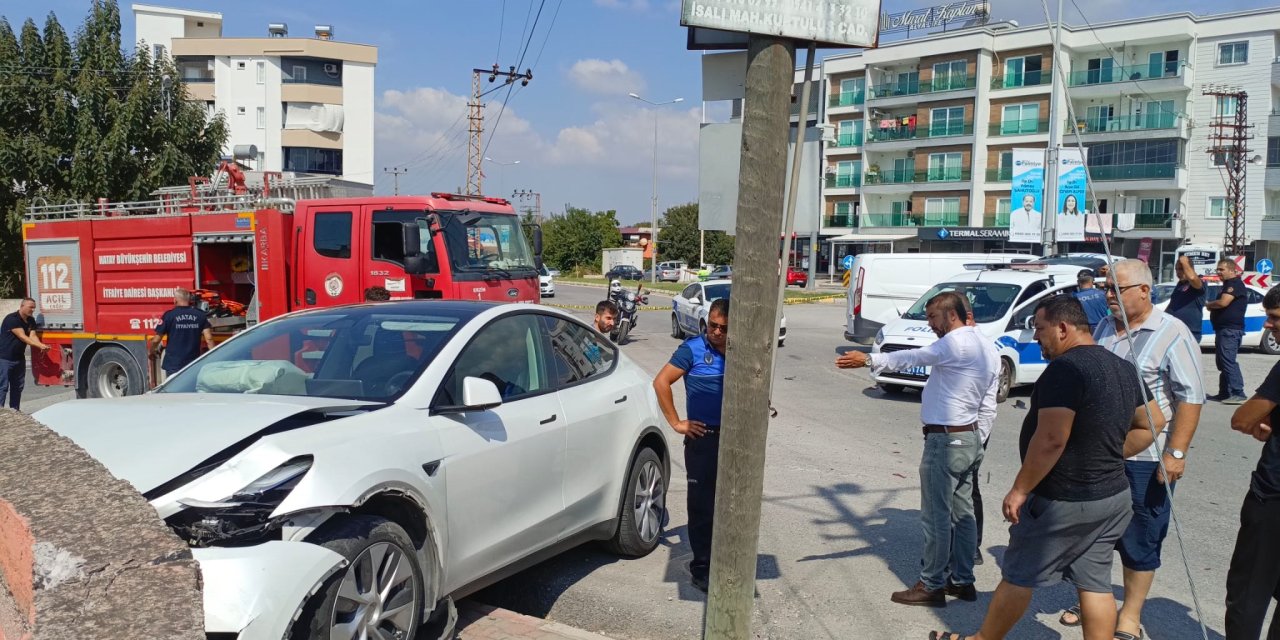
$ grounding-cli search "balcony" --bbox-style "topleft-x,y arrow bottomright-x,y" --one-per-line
862,212 -> 961,227
829,132 -> 864,149
865,123 -> 975,150
863,168 -> 972,193
988,119 -> 1050,137
828,91 -> 865,109
1131,213 -> 1175,229
989,73 -> 1052,91
1089,163 -> 1177,181
982,211 -> 1012,227
1066,114 -> 1185,142
1114,213 -> 1184,239
825,174 -> 862,189
824,212 -> 857,228
986,168 -> 1013,182
1066,63 -> 1190,98
868,77 -> 977,108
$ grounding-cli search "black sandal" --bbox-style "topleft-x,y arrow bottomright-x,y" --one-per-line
1114,631 -> 1143,640
928,632 -> 965,640
1058,604 -> 1082,627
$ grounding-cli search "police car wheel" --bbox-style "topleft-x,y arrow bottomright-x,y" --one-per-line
607,447 -> 665,558
671,315 -> 684,339
997,358 -> 1013,403
880,384 -> 905,394
1262,331 -> 1280,356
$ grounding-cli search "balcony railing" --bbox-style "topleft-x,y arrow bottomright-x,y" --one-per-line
989,119 -> 1050,136
832,132 -> 864,148
1067,113 -> 1180,134
864,168 -> 972,185
863,213 -> 921,227
1067,64 -> 1183,87
824,212 -> 857,227
1132,213 -> 1175,229
829,91 -> 865,107
868,76 -> 976,99
986,168 -> 1013,182
866,122 -> 974,143
1089,163 -> 1178,181
825,174 -> 862,188
983,211 -> 1012,227
180,76 -> 215,83
989,72 -> 1052,90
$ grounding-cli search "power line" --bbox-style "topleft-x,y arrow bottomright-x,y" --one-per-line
480,0 -> 546,167
495,0 -> 507,64
529,0 -> 564,72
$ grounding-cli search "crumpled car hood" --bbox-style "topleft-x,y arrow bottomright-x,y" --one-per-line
33,394 -> 380,494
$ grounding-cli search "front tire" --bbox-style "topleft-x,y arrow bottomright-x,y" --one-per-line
291,515 -> 425,640
671,314 -> 684,339
607,447 -> 666,557
616,319 -> 632,345
85,346 -> 145,398
1261,331 -> 1280,356
996,358 -> 1013,403
880,383 -> 905,394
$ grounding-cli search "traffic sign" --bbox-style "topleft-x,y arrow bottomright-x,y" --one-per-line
841,254 -> 855,271
1244,274 -> 1272,288
1258,259 -> 1274,275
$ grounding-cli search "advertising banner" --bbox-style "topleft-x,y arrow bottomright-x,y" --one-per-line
1056,147 -> 1087,242
1009,149 -> 1045,244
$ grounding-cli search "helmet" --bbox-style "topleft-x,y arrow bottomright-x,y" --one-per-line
609,280 -> 622,293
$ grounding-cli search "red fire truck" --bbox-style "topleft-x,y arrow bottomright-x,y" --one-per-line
23,168 -> 541,398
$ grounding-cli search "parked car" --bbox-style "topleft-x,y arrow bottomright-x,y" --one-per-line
33,301 -> 671,640
606,264 -> 644,281
539,264 -> 555,298
657,261 -> 686,282
1152,278 -> 1278,354
786,266 -> 808,287
708,265 -> 733,280
671,279 -> 785,346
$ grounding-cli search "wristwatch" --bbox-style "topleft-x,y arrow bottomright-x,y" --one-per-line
1166,447 -> 1186,460
865,354 -> 875,368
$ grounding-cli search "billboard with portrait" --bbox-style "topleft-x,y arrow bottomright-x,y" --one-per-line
1056,147 -> 1087,242
1009,148 -> 1045,244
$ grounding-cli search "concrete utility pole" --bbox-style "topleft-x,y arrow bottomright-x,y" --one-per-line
383,166 -> 407,196
704,34 -> 794,640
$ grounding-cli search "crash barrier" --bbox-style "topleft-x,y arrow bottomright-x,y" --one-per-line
0,411 -> 204,640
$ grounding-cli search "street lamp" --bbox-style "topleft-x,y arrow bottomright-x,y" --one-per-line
483,157 -> 520,195
629,92 -> 684,283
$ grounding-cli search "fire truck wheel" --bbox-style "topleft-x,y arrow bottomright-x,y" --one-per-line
85,347 -> 145,399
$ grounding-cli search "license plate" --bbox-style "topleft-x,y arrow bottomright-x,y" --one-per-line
904,366 -> 930,377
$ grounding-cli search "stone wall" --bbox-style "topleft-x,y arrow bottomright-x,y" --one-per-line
0,411 -> 203,640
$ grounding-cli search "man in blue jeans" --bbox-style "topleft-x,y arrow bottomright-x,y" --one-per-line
1208,259 -> 1249,404
0,298 -> 51,411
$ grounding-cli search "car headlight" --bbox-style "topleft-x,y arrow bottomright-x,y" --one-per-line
168,456 -> 313,547
874,329 -> 885,346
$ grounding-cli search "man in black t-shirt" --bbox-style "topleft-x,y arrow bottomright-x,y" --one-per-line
150,288 -> 213,381
1207,259 -> 1249,404
931,296 -> 1163,640
0,298 -> 50,411
1225,285 -> 1280,638
1166,255 -> 1205,343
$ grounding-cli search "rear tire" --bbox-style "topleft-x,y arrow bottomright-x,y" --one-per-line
880,383 -> 905,394
1261,331 -> 1280,356
85,347 -> 144,398
607,447 -> 665,558
996,358 -> 1013,403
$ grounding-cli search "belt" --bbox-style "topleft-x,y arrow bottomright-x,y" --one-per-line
922,423 -> 976,435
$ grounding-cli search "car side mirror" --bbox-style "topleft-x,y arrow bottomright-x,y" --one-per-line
462,376 -> 503,411
402,222 -> 422,258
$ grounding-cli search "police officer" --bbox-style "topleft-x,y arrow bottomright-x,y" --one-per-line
653,297 -> 729,593
150,288 -> 213,381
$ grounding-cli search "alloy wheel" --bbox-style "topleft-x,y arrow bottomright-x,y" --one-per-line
329,541 -> 418,640
632,459 -> 665,543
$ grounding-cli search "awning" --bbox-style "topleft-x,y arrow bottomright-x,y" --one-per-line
826,233 -> 915,243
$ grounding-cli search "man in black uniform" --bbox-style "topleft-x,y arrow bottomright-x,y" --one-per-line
150,288 -> 213,381
653,298 -> 728,593
1207,259 -> 1249,404
0,298 -> 50,410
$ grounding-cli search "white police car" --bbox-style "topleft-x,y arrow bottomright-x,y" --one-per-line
870,262 -> 1088,402
1152,277 -> 1279,355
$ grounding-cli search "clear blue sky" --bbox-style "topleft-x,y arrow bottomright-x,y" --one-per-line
6,0 -> 1271,224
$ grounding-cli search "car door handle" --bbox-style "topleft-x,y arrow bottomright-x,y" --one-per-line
614,395 -> 627,404
540,414 -> 556,425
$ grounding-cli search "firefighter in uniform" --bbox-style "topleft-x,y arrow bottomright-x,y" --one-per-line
653,297 -> 729,593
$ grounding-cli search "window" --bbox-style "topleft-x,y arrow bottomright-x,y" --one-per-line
152,44 -> 166,59
236,106 -> 246,116
894,70 -> 919,95
1268,137 -> 1280,167
313,212 -> 352,259
927,153 -> 963,181
996,198 -> 1012,212
1003,55 -> 1042,88
1139,198 -> 1170,214
681,284 -> 700,299
543,316 -> 616,386
1086,139 -> 1179,167
1147,50 -> 1180,78
284,147 -> 343,175
929,106 -> 965,136
839,76 -> 864,100
836,160 -> 857,175
371,210 -> 439,273
1086,57 -> 1115,84
923,198 -> 961,225
256,106 -> 265,129
437,315 -> 551,404
1218,41 -> 1249,65
256,61 -> 266,84
236,61 -> 246,70
1001,103 -> 1041,134
1085,104 -> 1114,132
834,201 -> 856,215
1208,197 -> 1229,219
1141,100 -> 1176,129
1215,95 -> 1239,119
932,60 -> 968,91
293,65 -> 307,82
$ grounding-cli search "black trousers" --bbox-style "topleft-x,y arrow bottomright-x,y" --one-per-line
684,431 -> 720,580
1226,492 -> 1280,639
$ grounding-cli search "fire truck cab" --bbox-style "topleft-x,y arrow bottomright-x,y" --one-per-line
23,174 -> 541,399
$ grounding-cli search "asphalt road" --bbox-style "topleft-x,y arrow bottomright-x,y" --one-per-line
472,282 -> 1272,640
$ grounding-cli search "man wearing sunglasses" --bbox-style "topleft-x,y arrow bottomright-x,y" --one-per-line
653,297 -> 730,593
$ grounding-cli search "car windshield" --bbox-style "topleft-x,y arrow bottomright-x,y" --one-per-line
902,282 -> 1023,324
157,308 -> 465,401
1153,283 -> 1220,305
440,211 -> 537,274
704,284 -> 731,300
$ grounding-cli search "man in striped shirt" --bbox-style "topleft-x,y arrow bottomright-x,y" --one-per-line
1057,259 -> 1205,639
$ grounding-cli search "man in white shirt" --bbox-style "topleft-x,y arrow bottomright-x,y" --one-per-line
837,291 -> 999,607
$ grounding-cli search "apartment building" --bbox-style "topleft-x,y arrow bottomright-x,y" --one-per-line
132,4 -> 377,188
814,7 -> 1280,281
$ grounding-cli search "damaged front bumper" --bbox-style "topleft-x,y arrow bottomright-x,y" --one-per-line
194,540 -> 347,639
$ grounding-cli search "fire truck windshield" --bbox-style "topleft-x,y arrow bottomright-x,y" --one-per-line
439,211 -> 536,275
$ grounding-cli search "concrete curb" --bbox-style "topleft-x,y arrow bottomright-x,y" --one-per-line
458,602 -> 616,639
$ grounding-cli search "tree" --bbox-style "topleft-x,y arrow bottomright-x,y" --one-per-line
656,202 -> 735,267
542,207 -> 623,273
0,1 -> 229,296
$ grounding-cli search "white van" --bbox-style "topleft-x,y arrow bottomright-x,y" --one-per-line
869,262 -> 1087,402
844,252 -> 1037,344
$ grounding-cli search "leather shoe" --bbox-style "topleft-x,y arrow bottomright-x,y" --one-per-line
945,581 -> 977,601
891,581 -> 945,607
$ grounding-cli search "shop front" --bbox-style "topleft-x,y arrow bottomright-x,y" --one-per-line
914,227 -> 1039,255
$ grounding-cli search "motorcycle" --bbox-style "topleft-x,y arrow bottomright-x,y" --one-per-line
609,282 -> 649,345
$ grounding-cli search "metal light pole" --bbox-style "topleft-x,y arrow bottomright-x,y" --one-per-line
629,92 -> 684,283
483,156 -> 519,196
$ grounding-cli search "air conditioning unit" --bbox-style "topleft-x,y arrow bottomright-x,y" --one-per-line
905,150 -> 915,157
323,63 -> 340,76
